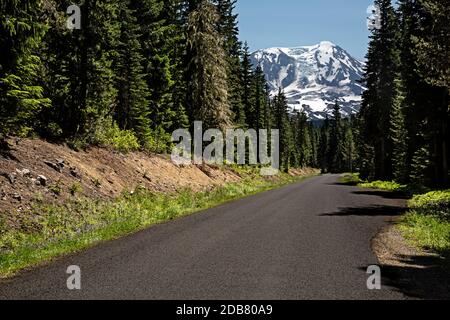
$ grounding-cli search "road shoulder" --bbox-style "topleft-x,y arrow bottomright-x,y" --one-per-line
373,224 -> 450,299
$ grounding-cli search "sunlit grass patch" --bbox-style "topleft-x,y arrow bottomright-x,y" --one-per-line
399,189 -> 450,253
340,173 -> 361,185
400,211 -> 450,252
358,180 -> 405,192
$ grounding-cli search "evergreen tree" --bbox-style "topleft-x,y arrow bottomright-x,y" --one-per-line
0,0 -> 50,140
37,0 -> 73,139
252,66 -> 268,130
272,89 -> 291,172
76,0 -> 120,141
186,0 -> 232,131
411,0 -> 449,186
294,111 -> 312,168
241,42 -> 253,128
389,78 -> 408,182
40,0 -> 121,142
318,116 -> 330,173
162,0 -> 190,131
327,103 -> 345,173
214,0 -> 245,127
309,124 -> 320,168
397,0 -> 431,184
359,0 -> 400,180
131,0 -> 187,150
114,0 -> 152,146
343,119 -> 356,173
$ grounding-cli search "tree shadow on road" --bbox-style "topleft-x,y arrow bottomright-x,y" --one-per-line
330,181 -> 359,187
328,179 -> 450,299
352,190 -> 410,200
320,205 -> 407,217
361,251 -> 450,300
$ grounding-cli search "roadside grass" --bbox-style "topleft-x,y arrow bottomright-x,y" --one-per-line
400,212 -> 450,252
399,190 -> 450,253
339,173 -> 361,185
343,173 -> 450,254
0,172 -> 315,277
341,173 -> 428,195
346,173 -> 450,254
358,180 -> 405,192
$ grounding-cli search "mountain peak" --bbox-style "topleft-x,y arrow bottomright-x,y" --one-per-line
251,42 -> 366,120
318,40 -> 336,49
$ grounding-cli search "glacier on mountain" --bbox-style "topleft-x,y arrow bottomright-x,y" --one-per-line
250,41 -> 366,120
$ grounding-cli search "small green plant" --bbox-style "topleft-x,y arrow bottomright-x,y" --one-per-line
69,182 -> 83,196
143,127 -> 173,154
34,192 -> 44,203
408,190 -> 450,221
48,182 -> 62,196
92,178 -> 102,188
95,122 -> 140,153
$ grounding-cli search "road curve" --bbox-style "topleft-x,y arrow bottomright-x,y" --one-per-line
0,174 -> 408,300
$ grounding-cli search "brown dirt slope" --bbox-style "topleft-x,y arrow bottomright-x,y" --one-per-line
0,138 -> 242,216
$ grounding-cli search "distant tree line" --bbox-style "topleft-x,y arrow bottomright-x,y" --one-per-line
358,0 -> 449,188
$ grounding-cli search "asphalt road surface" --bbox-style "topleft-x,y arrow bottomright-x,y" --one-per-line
0,174 -> 408,300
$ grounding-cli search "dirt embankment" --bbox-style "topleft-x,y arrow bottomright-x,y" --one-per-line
0,138 -> 244,216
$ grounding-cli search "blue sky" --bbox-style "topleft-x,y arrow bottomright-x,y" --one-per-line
236,0 -> 375,60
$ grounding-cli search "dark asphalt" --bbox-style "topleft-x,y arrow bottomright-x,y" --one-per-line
0,174 -> 408,300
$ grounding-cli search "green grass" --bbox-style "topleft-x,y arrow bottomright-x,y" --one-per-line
350,175 -> 449,254
341,173 -> 428,196
0,172 -> 314,277
399,189 -> 450,252
340,173 -> 361,185
340,174 -> 404,191
400,211 -> 450,252
358,180 -> 405,192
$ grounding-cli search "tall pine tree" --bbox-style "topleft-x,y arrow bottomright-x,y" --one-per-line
359,0 -> 399,180
0,0 -> 50,140
186,0 -> 232,131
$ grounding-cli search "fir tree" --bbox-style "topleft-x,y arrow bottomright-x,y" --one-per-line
272,89 -> 291,172
131,0 -> 186,149
411,0 -> 449,186
241,42 -> 253,128
327,103 -> 345,173
389,78 -> 408,182
294,111 -> 312,168
359,0 -> 399,180
114,0 -> 152,146
343,119 -> 356,173
318,116 -> 330,173
0,0 -> 50,140
186,0 -> 232,131
214,0 -> 244,127
77,0 -> 120,141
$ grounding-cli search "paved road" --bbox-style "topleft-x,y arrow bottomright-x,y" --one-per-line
0,174 -> 408,300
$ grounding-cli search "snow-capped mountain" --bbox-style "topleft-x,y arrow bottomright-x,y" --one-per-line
250,41 -> 366,120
